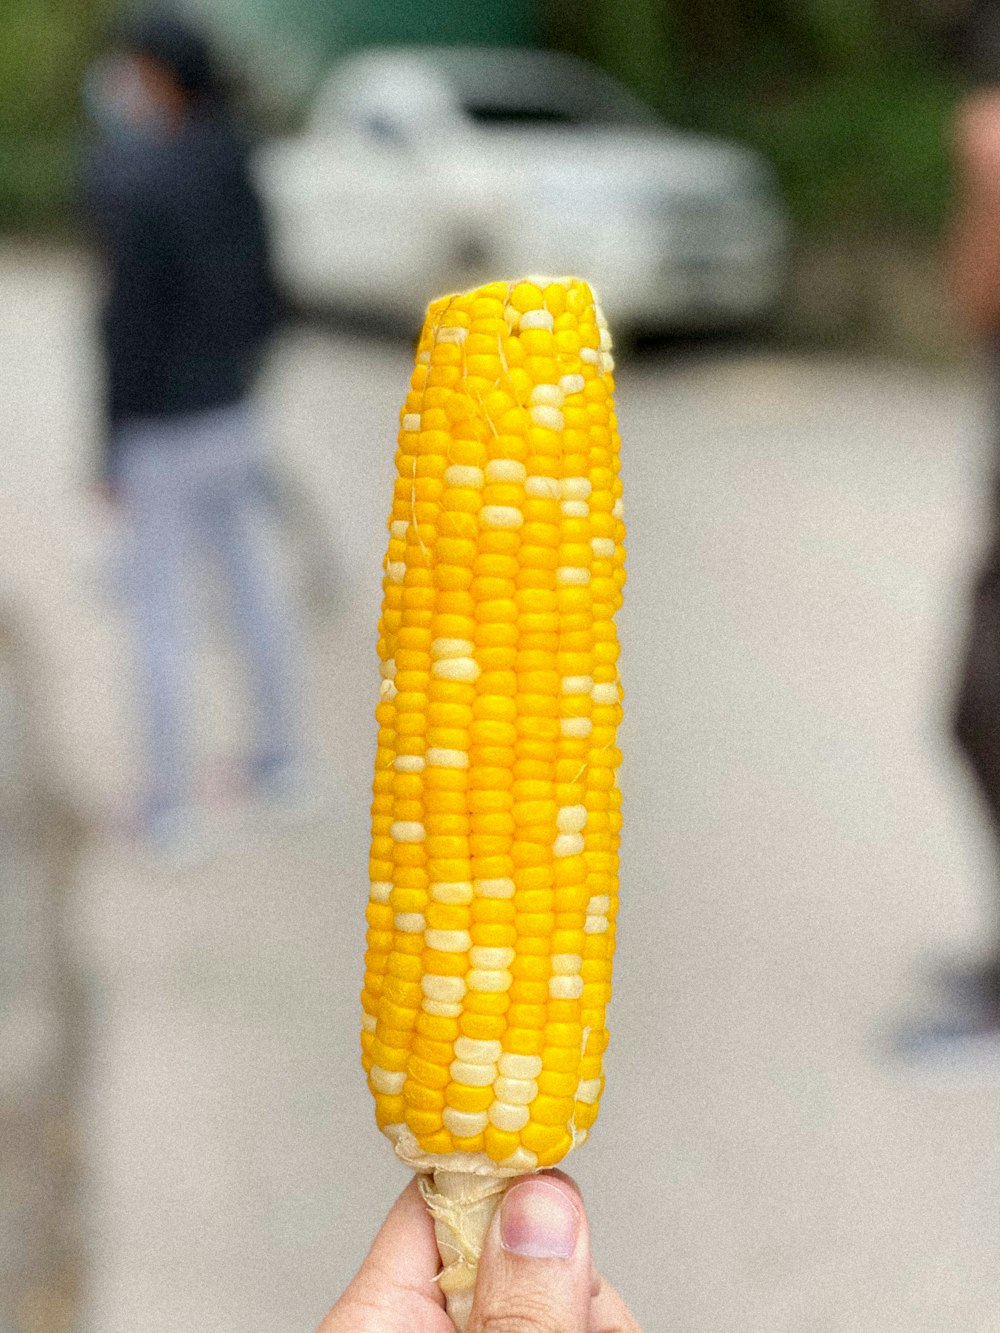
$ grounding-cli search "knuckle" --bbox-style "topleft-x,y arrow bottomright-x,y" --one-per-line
473,1302 -> 567,1333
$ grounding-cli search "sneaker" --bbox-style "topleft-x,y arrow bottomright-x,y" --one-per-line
926,957 -> 1000,1011
891,1006 -> 1000,1085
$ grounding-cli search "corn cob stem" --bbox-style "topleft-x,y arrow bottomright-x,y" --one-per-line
422,1169 -> 504,1329
394,1128 -> 522,1328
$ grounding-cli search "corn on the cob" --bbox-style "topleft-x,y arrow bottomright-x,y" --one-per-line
362,276 -> 624,1325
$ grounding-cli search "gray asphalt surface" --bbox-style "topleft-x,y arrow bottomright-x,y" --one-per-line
4,247 -> 1000,1333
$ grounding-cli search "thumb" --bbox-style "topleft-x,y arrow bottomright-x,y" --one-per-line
469,1172 -> 591,1333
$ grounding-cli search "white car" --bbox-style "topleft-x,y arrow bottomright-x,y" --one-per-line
254,46 -> 789,334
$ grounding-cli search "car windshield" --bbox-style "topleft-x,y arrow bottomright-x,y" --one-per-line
431,50 -> 655,128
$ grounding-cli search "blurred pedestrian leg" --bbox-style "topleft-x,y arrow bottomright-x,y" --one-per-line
120,403 -> 303,835
926,80 -> 1000,1034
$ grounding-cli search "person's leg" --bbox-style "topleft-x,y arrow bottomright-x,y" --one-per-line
953,535 -> 1000,998
120,438 -> 196,826
197,410 -> 304,782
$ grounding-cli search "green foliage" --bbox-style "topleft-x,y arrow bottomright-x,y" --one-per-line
0,137 -> 75,232
683,62 -> 959,236
548,0 -> 961,239
0,0 -> 108,230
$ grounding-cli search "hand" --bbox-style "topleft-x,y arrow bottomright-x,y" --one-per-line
318,1170 -> 641,1333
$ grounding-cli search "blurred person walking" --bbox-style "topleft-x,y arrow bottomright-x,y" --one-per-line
82,13 -> 309,856
942,36 -> 1000,1036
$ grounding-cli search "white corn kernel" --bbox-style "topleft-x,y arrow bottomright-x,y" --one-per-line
560,717 -> 593,738
559,373 -> 586,395
488,1101 -> 530,1132
561,500 -> 589,518
424,929 -> 471,953
431,638 -> 475,659
591,683 -> 620,704
553,833 -> 585,857
431,657 -> 481,681
394,913 -> 425,933
586,895 -> 611,915
501,1147 -> 539,1171
549,974 -> 585,999
561,677 -> 593,695
401,414 -> 421,432
469,946 -> 515,969
557,566 -> 590,586
576,1078 -> 602,1104
391,821 -> 425,843
467,968 -> 513,993
421,974 -> 467,1002
561,477 -> 592,500
393,755 -> 425,773
556,805 -> 587,834
386,562 -> 405,583
551,953 -> 584,975
520,309 -> 554,331
442,1108 -> 488,1137
484,459 -> 526,483
530,382 -> 563,406
425,748 -> 469,769
497,1053 -> 543,1080
494,1076 -> 538,1105
437,325 -> 468,343
524,475 -> 561,499
361,1012 -> 377,1032
612,498 -> 624,518
369,1067 -> 406,1095
431,881 -> 475,904
474,877 -> 516,898
454,1037 -> 503,1064
591,537 -> 616,558
480,505 -> 524,529
369,881 -> 393,903
421,999 -> 462,1017
530,405 -> 564,431
584,915 -> 609,934
449,1060 -> 497,1087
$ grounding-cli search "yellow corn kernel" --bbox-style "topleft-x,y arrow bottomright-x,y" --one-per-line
363,277 -> 624,1172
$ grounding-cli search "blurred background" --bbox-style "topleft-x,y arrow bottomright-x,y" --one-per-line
5,2 -> 1000,1331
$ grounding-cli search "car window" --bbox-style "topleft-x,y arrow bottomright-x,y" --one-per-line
440,53 -> 655,127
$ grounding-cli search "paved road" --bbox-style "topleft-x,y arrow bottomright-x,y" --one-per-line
4,247 -> 1000,1333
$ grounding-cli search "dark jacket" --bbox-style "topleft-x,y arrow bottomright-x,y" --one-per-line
84,109 -> 279,475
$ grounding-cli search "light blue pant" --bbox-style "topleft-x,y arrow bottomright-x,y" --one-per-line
117,402 -> 301,815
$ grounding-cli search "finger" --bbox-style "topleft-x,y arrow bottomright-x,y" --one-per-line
469,1172 -> 592,1333
589,1272 -> 643,1333
319,1178 -> 448,1333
